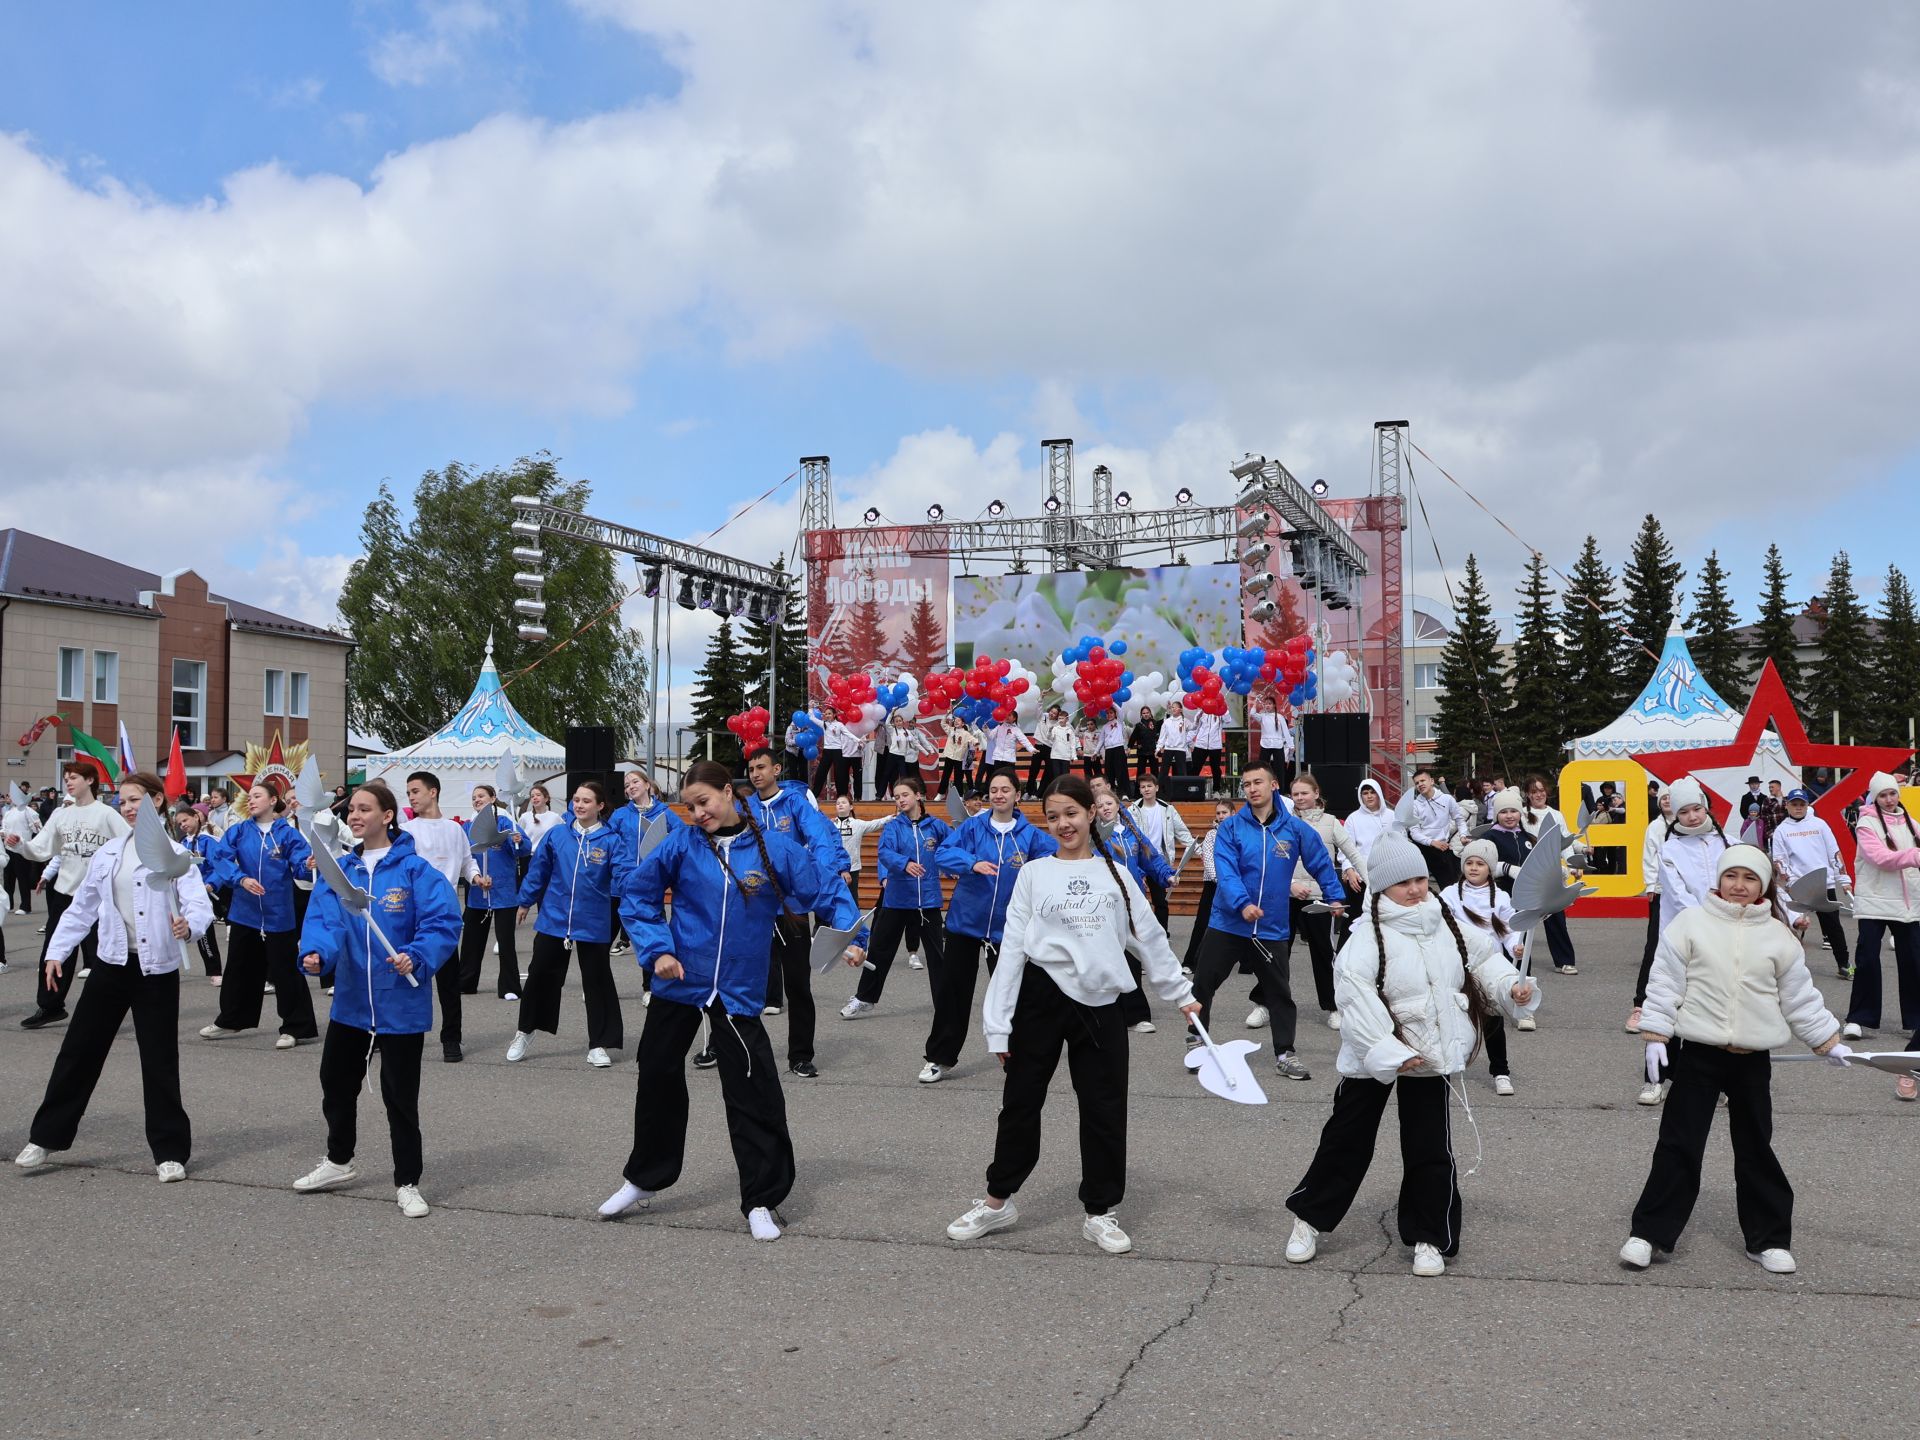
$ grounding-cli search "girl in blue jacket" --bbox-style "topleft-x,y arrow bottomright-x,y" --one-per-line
459,783 -> 528,1001
202,781 -> 319,1047
292,780 -> 463,1219
841,775 -> 952,1019
508,779 -> 625,1068
924,767 -> 1057,1082
600,761 -> 866,1241
175,803 -> 224,981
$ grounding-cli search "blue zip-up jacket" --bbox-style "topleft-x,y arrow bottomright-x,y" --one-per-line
1208,805 -> 1345,941
876,811 -> 954,910
745,780 -> 848,888
619,821 -> 863,1016
182,831 -> 222,887
1100,817 -> 1174,890
212,815 -> 312,933
608,794 -> 682,859
299,832 -> 461,1033
463,810 -> 529,910
936,811 -> 1058,943
521,820 -> 620,942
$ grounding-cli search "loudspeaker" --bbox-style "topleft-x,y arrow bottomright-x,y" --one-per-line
1302,713 -> 1370,765
1308,762 -> 1367,820
1159,774 -> 1211,802
565,725 -> 618,801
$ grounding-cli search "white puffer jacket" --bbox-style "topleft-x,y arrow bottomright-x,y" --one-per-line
1853,804 -> 1920,924
1658,826 -> 1727,933
1291,805 -> 1365,901
1333,895 -> 1537,1084
1640,892 -> 1839,1053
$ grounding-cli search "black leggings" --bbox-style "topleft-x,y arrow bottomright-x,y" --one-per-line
856,906 -> 942,1005
319,1022 -> 424,1186
459,905 -> 521,997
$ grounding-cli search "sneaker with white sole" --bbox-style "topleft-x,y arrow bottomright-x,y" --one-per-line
907,954 -> 924,970
77,968 -> 90,979
1637,1080 -> 1667,1106
1275,1051 -> 1311,1081
199,1024 -> 248,1040
506,1032 -> 530,1062
597,1181 -> 652,1218
156,1161 -> 186,1183
396,1185 -> 430,1218
642,990 -> 651,1008
763,1005 -> 783,1017
293,1159 -> 357,1192
1619,1236 -> 1654,1269
14,1143 -> 50,1169
1493,1074 -> 1515,1096
1327,1010 -> 1342,1031
839,997 -> 874,1020
1555,965 -> 1578,976
503,992 -> 518,1002
1083,1212 -> 1132,1254
1245,1005 -> 1269,1028
1130,1020 -> 1155,1033
1515,1015 -> 1537,1032
748,1206 -> 782,1241
918,1061 -> 945,1084
586,1047 -> 612,1068
275,1034 -> 297,1050
1411,1242 -> 1445,1276
946,1198 -> 1018,1240
1285,1217 -> 1319,1263
1842,1022 -> 1865,1040
1625,1007 -> 1642,1034
1746,1247 -> 1796,1274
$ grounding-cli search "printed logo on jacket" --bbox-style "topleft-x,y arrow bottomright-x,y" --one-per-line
380,887 -> 409,915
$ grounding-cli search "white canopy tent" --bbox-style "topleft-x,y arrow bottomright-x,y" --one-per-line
361,639 -> 568,821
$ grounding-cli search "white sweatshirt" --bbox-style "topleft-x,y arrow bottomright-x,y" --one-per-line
16,799 -> 130,897
1440,879 -> 1524,962
982,856 -> 1194,1051
1769,813 -> 1844,893
402,816 -> 481,889
988,723 -> 1034,764
518,808 -> 564,851
834,814 -> 888,873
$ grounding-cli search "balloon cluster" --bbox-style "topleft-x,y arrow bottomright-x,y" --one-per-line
825,671 -> 879,725
789,710 -> 825,761
1176,647 -> 1229,716
1318,649 -> 1361,708
1269,633 -> 1319,708
1062,635 -> 1133,721
726,706 -> 772,754
922,655 -> 1030,726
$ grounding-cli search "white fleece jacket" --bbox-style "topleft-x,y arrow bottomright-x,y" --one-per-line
1640,892 -> 1839,1053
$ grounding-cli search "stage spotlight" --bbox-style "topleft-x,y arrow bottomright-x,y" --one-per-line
1230,455 -> 1268,484
1114,491 -> 1132,509
746,593 -> 765,623
675,575 -> 697,610
1236,513 -> 1270,539
863,506 -> 881,525
1325,588 -> 1351,611
1241,540 -> 1273,565
642,565 -> 662,599
927,503 -> 944,521
1174,487 -> 1193,505
1250,599 -> 1278,623
1311,477 -> 1330,497
517,624 -> 548,642
987,499 -> 1006,516
714,586 -> 731,614
1044,496 -> 1062,513
513,598 -> 545,619
1242,571 -> 1275,596
697,580 -> 716,610
511,545 -> 544,565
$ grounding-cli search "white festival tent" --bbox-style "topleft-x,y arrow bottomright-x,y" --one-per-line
361,638 -> 568,822
1569,631 -> 1798,797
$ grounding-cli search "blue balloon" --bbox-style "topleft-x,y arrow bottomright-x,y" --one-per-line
1121,670 -> 1134,686
1110,639 -> 1128,655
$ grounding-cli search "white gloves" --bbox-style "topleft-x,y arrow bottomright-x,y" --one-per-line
1825,1042 -> 1853,1067
1645,1041 -> 1668,1084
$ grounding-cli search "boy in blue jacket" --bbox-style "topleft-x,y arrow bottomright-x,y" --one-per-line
291,781 -> 463,1219
1190,761 -> 1346,1080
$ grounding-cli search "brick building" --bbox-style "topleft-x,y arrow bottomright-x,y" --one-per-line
0,529 -> 352,794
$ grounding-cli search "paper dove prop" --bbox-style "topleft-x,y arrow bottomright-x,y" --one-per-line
133,797 -> 195,971
1786,868 -> 1852,915
1507,812 -> 1595,933
311,841 -> 418,986
1183,1014 -> 1267,1104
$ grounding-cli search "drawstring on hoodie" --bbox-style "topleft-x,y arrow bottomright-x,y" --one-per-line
1444,1072 -> 1484,1178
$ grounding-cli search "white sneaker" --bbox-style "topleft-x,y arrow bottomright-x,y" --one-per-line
586,1047 -> 612,1068
293,1158 -> 357,1192
947,1198 -> 1018,1240
14,1143 -> 49,1169
642,990 -> 651,1008
76,968 -> 90,979
748,1206 -> 782,1241
199,1024 -> 247,1040
1285,1217 -> 1319,1263
503,992 -> 519,1002
156,1161 -> 186,1183
396,1185 -> 430,1218
839,997 -> 874,1019
1327,1010 -> 1342,1031
506,1032 -> 530,1062
1843,1022 -> 1864,1040
1747,1247 -> 1797,1274
1515,1015 -> 1537,1032
1411,1242 -> 1445,1277
1245,1005 -> 1270,1028
275,1034 -> 296,1050
907,954 -> 924,970
597,1181 -> 652,1218
763,1005 -> 783,1017
493,941 -> 500,955
918,1061 -> 945,1084
1083,1212 -> 1132,1254
263,982 -> 274,992
1619,1236 -> 1654,1269
1637,1080 -> 1667,1106
1493,1075 -> 1515,1096
1130,1020 -> 1155,1033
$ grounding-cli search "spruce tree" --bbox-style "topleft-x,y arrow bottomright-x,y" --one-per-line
1619,514 -> 1685,700
1685,550 -> 1744,701
902,593 -> 948,678
1749,543 -> 1804,700
1433,555 -> 1508,782
689,615 -> 750,768
1559,535 -> 1624,741
1806,552 -> 1872,744
1504,552 -> 1566,777
1874,566 -> 1920,749
736,557 -> 810,728
841,592 -> 892,673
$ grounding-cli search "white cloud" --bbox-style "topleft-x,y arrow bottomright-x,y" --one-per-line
369,0 -> 508,86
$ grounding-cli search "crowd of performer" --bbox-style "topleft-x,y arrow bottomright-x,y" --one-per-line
5,728 -> 1915,1279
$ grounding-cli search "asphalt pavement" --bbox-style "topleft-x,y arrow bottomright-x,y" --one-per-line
1,905 -> 1915,1439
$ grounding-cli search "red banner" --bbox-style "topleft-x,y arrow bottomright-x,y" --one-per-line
805,525 -> 949,697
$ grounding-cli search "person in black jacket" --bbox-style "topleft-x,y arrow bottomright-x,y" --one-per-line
1129,709 -> 1162,794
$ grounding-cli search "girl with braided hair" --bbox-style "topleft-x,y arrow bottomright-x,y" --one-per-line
945,775 -> 1199,1257
1440,839 -> 1526,1097
1283,832 -> 1536,1278
601,762 -> 868,1241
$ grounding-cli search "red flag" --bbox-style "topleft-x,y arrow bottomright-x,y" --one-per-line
164,727 -> 187,801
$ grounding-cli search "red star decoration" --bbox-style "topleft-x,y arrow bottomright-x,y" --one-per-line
1632,659 -> 1910,873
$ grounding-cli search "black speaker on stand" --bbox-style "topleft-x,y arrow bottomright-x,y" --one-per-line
1300,714 -> 1372,818
565,725 -> 618,804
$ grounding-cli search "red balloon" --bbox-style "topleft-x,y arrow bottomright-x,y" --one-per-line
1087,646 -> 1106,664
1010,677 -> 1029,694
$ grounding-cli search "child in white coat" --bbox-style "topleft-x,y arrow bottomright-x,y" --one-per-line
1621,845 -> 1848,1275
1441,840 -> 1524,1096
1657,778 -> 1728,934
1284,833 -> 1536,1277
1842,772 -> 1920,1099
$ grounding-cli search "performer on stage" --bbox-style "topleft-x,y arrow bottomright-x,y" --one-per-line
7,763 -> 129,1029
1129,706 -> 1162,785
292,781 -> 463,1218
945,775 -> 1198,1256
508,779 -> 624,1068
1441,840 -> 1525,1095
1157,707 -> 1192,779
1620,845 -> 1848,1273
839,775 -> 950,1019
935,716 -> 972,801
1283,833 -> 1536,1276
459,783 -> 527,1001
1190,707 -> 1227,795
13,773 -> 211,1180
600,761 -> 866,1239
1251,691 -> 1295,786
200,780 -> 318,1049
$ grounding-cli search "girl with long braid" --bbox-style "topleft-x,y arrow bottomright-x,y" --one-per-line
1282,832 -> 1536,1278
945,775 -> 1198,1257
1643,777 -> 1728,1105
602,761 -> 868,1241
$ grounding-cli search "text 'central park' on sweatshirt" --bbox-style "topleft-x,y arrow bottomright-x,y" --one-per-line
936,809 -> 1058,944
1208,804 -> 1345,941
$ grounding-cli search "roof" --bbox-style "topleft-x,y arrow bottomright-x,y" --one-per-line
0,528 -> 350,644
1729,612 -> 1882,649
362,637 -> 566,772
1571,632 -> 1786,757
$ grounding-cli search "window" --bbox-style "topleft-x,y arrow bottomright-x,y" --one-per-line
1413,663 -> 1441,690
57,647 -> 84,701
289,671 -> 310,719
92,651 -> 119,704
1414,714 -> 1436,742
264,669 -> 284,715
172,659 -> 207,750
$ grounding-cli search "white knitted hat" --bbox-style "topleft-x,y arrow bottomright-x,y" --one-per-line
1367,832 -> 1431,891
1491,786 -> 1524,815
1865,772 -> 1903,803
1461,838 -> 1499,870
1668,777 -> 1707,812
1716,843 -> 1773,889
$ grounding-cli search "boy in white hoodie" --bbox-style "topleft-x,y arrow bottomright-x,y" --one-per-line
1768,787 -> 1851,978
1621,846 -> 1848,1275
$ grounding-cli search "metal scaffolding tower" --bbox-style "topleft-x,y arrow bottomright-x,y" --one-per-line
800,455 -> 834,534
1041,438 -> 1076,571
1372,421 -> 1411,784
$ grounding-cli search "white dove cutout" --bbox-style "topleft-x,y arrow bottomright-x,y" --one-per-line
1184,1014 -> 1268,1104
1786,868 -> 1852,915
1508,812 -> 1595,934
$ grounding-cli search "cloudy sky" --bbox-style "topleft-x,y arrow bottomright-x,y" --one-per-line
4,1 -> 1918,726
